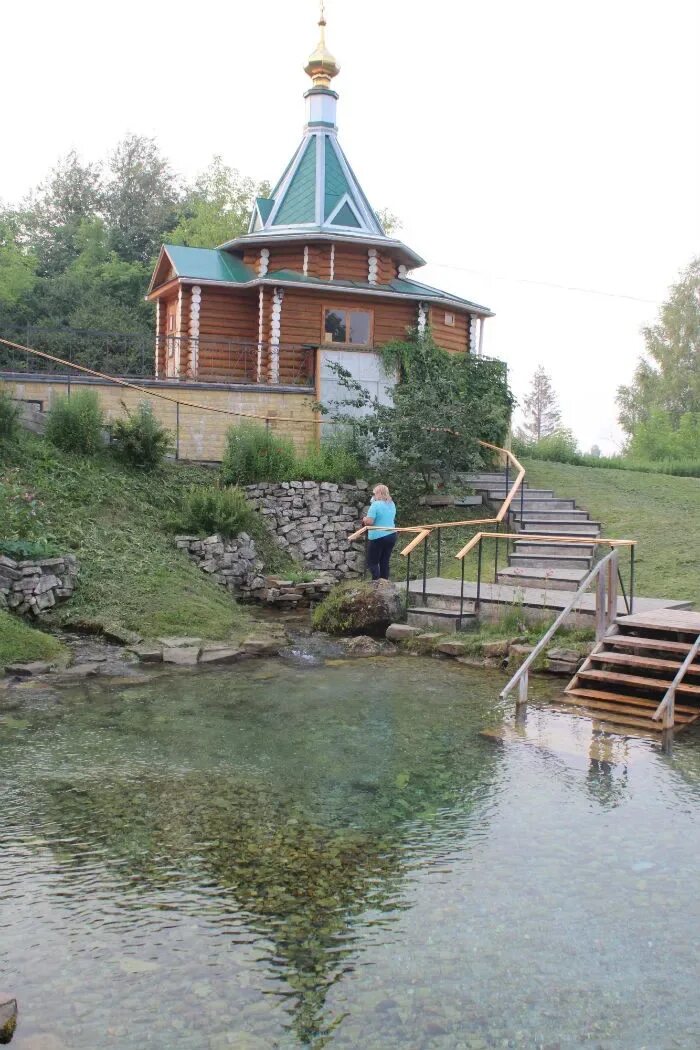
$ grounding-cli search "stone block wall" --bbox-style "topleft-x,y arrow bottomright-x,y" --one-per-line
244,480 -> 370,578
175,533 -> 267,600
0,554 -> 79,616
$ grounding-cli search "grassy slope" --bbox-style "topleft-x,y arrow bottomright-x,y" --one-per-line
0,609 -> 68,666
0,434 -> 253,641
522,459 -> 700,605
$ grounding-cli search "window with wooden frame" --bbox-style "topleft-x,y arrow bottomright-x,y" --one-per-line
323,307 -> 373,347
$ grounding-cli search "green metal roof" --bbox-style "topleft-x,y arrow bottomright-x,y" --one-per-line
273,139 -> 317,226
330,201 -> 361,228
164,245 -> 254,283
256,197 -> 275,222
263,269 -> 492,313
324,136 -> 352,219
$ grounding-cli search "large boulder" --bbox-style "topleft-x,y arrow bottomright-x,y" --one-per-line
312,580 -> 403,637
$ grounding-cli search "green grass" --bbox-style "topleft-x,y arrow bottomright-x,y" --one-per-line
522,459 -> 700,606
0,610 -> 68,666
0,433 -> 255,641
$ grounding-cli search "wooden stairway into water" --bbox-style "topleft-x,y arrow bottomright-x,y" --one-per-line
558,609 -> 700,735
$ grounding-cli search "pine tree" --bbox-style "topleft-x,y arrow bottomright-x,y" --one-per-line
519,366 -> 562,442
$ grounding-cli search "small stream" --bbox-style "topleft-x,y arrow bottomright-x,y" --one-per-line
2,635 -> 700,1049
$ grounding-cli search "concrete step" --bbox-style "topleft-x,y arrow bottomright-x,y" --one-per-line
512,513 -> 592,527
406,607 -> 476,633
517,521 -> 601,536
496,566 -> 588,591
507,499 -> 577,511
508,553 -> 592,571
513,541 -> 596,557
485,488 -> 554,499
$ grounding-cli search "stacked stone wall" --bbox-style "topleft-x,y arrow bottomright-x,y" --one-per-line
244,480 -> 369,578
0,555 -> 79,616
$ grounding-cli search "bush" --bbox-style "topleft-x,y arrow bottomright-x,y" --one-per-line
111,401 -> 172,470
513,428 -> 580,463
296,430 -> 365,482
45,390 -> 104,455
0,385 -> 20,441
175,485 -> 256,538
221,421 -> 297,486
0,538 -> 58,559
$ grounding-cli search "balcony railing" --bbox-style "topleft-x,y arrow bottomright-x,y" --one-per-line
0,327 -> 316,388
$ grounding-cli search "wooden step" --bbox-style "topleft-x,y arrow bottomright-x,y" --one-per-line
617,612 -> 700,637
590,651 -> 700,675
577,668 -> 700,696
604,636 -> 693,657
564,686 -> 699,716
553,699 -> 667,732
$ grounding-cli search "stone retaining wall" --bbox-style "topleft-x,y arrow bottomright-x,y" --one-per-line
244,480 -> 369,578
0,554 -> 79,616
175,533 -> 267,600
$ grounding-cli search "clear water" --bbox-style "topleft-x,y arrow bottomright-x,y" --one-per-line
2,654 -> 700,1049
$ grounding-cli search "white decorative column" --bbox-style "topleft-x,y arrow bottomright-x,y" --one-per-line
303,245 -> 309,276
398,264 -> 407,279
469,316 -> 479,354
259,248 -> 270,276
478,317 -> 485,355
154,300 -> 161,376
330,243 -> 335,280
189,286 -> 201,377
368,248 -> 378,285
257,287 -> 265,382
417,301 -> 428,336
269,287 -> 284,383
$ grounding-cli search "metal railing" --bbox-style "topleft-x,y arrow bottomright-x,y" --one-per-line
499,545 -> 635,705
0,327 -> 317,388
652,630 -> 700,730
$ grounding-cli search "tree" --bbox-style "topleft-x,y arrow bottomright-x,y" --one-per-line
19,150 -> 104,275
375,207 -> 401,236
0,215 -> 37,324
518,365 -> 562,442
104,134 -> 180,264
320,334 -> 514,491
617,257 -> 700,439
168,157 -> 268,248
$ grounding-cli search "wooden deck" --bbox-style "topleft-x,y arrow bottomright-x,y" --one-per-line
557,609 -> 700,737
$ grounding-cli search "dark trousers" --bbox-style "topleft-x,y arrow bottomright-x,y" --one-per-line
367,534 -> 397,580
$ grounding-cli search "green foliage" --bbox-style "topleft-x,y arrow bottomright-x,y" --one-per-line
167,157 -> 269,249
324,333 -> 514,492
0,384 -> 20,440
513,427 -> 580,463
617,256 -> 700,451
511,432 -> 700,477
45,390 -> 104,455
104,134 -> 179,264
0,609 -> 68,666
0,538 -> 57,559
628,409 -> 700,462
0,432 -> 250,639
175,485 -> 256,538
221,421 -> 298,486
296,430 -> 365,483
110,401 -> 172,470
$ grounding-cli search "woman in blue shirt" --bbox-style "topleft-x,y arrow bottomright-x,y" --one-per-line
363,484 -> 397,581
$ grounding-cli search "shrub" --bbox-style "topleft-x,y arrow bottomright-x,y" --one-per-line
0,385 -> 20,441
0,538 -> 57,559
296,430 -> 365,482
45,390 -> 104,455
221,421 -> 297,485
111,401 -> 172,470
175,485 -> 256,538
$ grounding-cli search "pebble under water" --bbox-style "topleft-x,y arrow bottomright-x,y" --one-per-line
2,653 -> 700,1049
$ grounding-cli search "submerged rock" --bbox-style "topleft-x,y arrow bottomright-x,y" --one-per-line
344,635 -> 382,656
0,997 -> 17,1044
4,661 -> 55,677
312,579 -> 402,637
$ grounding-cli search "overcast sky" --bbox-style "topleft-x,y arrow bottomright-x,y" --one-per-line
3,0 -> 699,451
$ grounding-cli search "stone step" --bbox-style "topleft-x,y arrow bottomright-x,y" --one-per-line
507,499 -> 577,511
513,541 -> 596,557
496,566 -> 588,591
508,553 -> 592,571
406,606 -> 476,633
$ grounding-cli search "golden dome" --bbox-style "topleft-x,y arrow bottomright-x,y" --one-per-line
304,7 -> 340,88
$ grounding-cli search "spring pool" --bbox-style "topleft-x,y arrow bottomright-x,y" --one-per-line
1,653 -> 700,1049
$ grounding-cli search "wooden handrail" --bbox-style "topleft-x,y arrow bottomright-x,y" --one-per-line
500,548 -> 621,702
455,531 -> 636,561
652,630 -> 700,729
